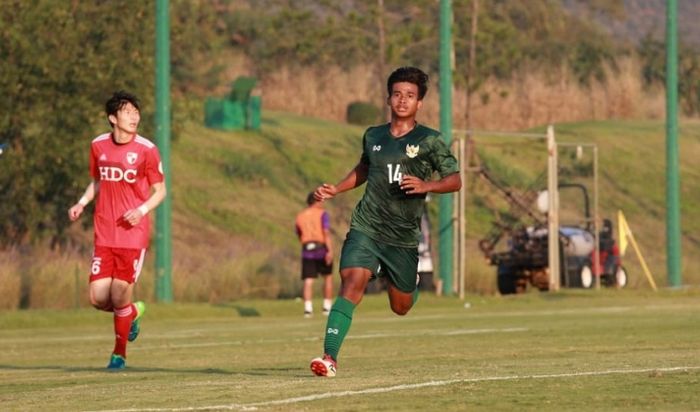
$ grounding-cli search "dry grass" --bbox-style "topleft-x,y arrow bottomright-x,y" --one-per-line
0,249 -> 21,310
171,247 -> 288,303
258,57 -> 662,131
0,247 -> 88,310
0,240 -> 296,309
260,65 -> 385,123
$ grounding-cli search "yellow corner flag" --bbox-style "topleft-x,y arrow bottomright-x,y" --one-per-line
618,210 -> 657,291
617,210 -> 630,256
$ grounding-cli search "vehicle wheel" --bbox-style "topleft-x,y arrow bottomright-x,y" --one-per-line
580,265 -> 594,289
615,266 -> 628,288
497,265 -> 518,295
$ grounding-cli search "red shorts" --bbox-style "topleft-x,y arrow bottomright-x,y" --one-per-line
90,246 -> 146,284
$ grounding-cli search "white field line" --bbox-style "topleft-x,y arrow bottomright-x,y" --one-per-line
4,302 -> 699,345
90,365 -> 700,412
132,327 -> 529,350
0,304 -> 635,344
0,325 -> 529,348
0,330 -> 224,344
120,327 -> 528,350
0,328 -> 529,362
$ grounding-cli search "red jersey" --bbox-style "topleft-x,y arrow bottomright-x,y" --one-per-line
89,133 -> 164,249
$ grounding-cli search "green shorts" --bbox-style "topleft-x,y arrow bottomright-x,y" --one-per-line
339,229 -> 419,293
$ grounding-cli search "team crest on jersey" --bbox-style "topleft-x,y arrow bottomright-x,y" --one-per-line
126,152 -> 138,165
405,144 -> 419,158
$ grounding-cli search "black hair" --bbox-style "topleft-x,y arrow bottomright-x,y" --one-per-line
387,67 -> 429,100
105,90 -> 140,127
306,192 -> 316,206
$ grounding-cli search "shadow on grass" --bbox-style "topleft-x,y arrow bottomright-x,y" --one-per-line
0,364 -> 299,377
213,303 -> 261,317
231,305 -> 261,317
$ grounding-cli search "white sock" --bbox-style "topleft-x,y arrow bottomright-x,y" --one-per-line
323,299 -> 332,311
304,300 -> 313,313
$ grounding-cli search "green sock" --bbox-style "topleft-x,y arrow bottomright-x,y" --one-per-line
412,287 -> 420,305
323,297 -> 356,361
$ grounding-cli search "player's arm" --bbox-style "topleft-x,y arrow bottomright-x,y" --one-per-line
314,161 -> 369,201
400,172 -> 461,195
68,180 -> 99,221
322,212 -> 333,265
323,227 -> 334,265
123,181 -> 167,226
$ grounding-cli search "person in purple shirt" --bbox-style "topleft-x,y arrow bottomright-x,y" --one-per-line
295,192 -> 335,317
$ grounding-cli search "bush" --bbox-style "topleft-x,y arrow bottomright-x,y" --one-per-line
346,102 -> 381,126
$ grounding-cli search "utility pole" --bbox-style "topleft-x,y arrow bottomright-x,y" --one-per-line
155,0 -> 173,302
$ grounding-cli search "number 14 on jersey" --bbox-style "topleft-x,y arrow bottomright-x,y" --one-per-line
387,163 -> 402,184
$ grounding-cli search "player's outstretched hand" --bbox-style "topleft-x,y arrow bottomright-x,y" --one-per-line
400,175 -> 430,194
315,183 -> 337,201
68,204 -> 84,221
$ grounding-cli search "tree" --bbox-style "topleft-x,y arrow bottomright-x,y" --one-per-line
0,1 -> 154,246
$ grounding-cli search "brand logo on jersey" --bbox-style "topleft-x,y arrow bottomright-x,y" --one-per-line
99,166 -> 137,183
372,145 -> 382,152
99,154 -> 107,161
405,144 -> 419,158
126,152 -> 138,165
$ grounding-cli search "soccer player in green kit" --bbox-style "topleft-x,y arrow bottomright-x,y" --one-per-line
310,67 -> 461,377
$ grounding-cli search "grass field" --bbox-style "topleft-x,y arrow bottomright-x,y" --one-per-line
1,289 -> 699,411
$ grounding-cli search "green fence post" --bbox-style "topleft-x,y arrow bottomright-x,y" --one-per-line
155,0 -> 173,302
666,0 -> 681,287
439,0 -> 454,296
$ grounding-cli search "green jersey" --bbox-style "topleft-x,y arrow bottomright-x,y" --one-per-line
349,123 -> 459,247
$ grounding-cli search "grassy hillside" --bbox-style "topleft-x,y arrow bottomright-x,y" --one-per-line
163,109 -> 367,302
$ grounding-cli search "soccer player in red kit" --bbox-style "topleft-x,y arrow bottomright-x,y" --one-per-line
69,91 -> 166,370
